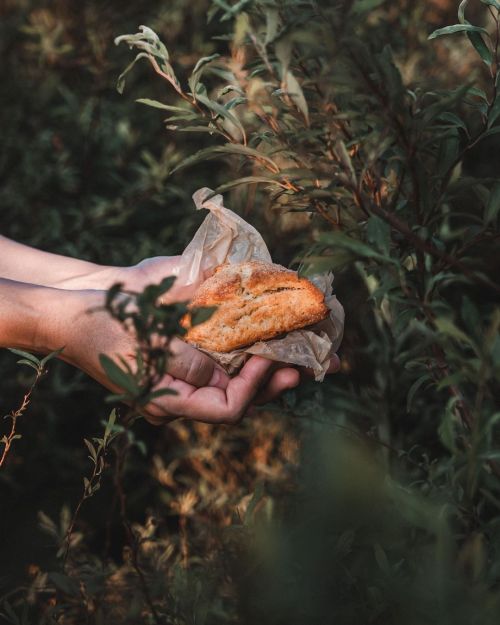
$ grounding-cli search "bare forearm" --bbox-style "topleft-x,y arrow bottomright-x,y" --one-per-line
0,235 -> 120,290
0,277 -> 70,353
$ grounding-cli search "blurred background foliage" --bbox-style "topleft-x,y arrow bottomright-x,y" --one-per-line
0,0 -> 500,623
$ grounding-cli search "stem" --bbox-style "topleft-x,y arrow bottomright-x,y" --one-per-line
0,368 -> 43,469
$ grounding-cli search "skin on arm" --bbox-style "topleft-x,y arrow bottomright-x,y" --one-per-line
0,235 -> 181,292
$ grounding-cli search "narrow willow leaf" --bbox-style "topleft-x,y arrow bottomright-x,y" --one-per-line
480,0 -> 500,9
458,0 -> 470,23
16,359 -> 39,371
40,347 -> 64,368
116,52 -> 150,94
367,215 -> 391,255
99,355 -> 139,395
467,31 -> 493,65
191,53 -> 220,77
189,54 -> 221,95
438,397 -> 459,453
352,0 -> 386,14
485,182 -> 500,223
264,8 -> 279,44
143,388 -> 177,401
8,348 -> 40,365
136,99 -> 189,112
214,176 -> 285,193
275,36 -> 292,75
428,24 -> 489,40
283,70 -> 309,124
480,125 -> 500,139
166,125 -> 227,135
83,439 -> 97,463
194,91 -> 246,141
319,232 -> 395,264
436,372 -> 464,391
171,144 -> 279,174
434,318 -> 472,345
407,374 -> 432,412
104,409 -> 117,442
438,112 -> 468,133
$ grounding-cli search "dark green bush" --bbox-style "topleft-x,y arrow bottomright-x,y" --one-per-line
1,1 -> 499,623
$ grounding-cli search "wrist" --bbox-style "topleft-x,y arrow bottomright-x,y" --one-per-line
53,265 -> 124,291
35,288 -> 104,360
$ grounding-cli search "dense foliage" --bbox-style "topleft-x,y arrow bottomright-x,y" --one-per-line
1,0 -> 499,623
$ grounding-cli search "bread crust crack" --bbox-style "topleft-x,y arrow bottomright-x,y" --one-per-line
182,261 -> 328,352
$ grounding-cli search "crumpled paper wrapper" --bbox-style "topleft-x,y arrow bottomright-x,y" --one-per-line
172,188 -> 344,381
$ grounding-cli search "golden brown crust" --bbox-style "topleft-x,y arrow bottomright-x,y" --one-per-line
182,261 -> 328,352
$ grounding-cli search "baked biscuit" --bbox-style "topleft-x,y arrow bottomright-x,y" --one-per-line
182,261 -> 328,352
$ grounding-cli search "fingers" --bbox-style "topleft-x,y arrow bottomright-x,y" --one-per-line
300,354 -> 341,378
253,367 -> 300,405
167,337 -> 229,389
143,353 -> 341,427
217,356 -> 276,424
146,356 -> 275,425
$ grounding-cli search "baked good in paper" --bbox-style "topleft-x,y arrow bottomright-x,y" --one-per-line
182,261 -> 329,352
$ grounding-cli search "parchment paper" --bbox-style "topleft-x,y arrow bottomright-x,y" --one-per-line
172,188 -> 344,381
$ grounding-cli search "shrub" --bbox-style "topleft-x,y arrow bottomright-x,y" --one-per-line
1,1 -> 499,623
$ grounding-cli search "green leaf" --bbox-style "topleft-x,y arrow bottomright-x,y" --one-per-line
84,438 -> 97,463
467,31 -> 493,65
485,181 -> 500,223
437,112 -> 468,133
104,408 -> 117,442
189,53 -> 221,95
115,51 -> 150,94
428,24 -> 489,40
99,355 -> 139,396
319,232 -> 395,264
40,346 -> 64,368
264,8 -> 279,44
171,144 -> 279,174
367,215 -> 391,255
8,348 -> 40,365
282,70 -> 309,124
275,36 -> 292,75
434,318 -> 472,345
480,0 -> 500,10
194,90 -> 246,141
438,397 -> 459,453
459,0 -> 470,24
142,388 -> 177,402
407,374 -> 432,412
352,0 -> 386,14
214,176 -> 285,194
190,306 -> 217,326
15,359 -> 39,371
191,53 -> 220,77
136,99 -> 190,113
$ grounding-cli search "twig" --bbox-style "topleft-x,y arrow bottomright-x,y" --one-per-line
0,369 -> 44,469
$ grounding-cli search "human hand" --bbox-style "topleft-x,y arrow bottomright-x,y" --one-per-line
51,289 -> 301,425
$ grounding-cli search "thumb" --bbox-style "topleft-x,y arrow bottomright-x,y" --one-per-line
167,337 -> 229,389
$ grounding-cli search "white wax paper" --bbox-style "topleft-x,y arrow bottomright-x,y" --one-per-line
174,188 -> 344,381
